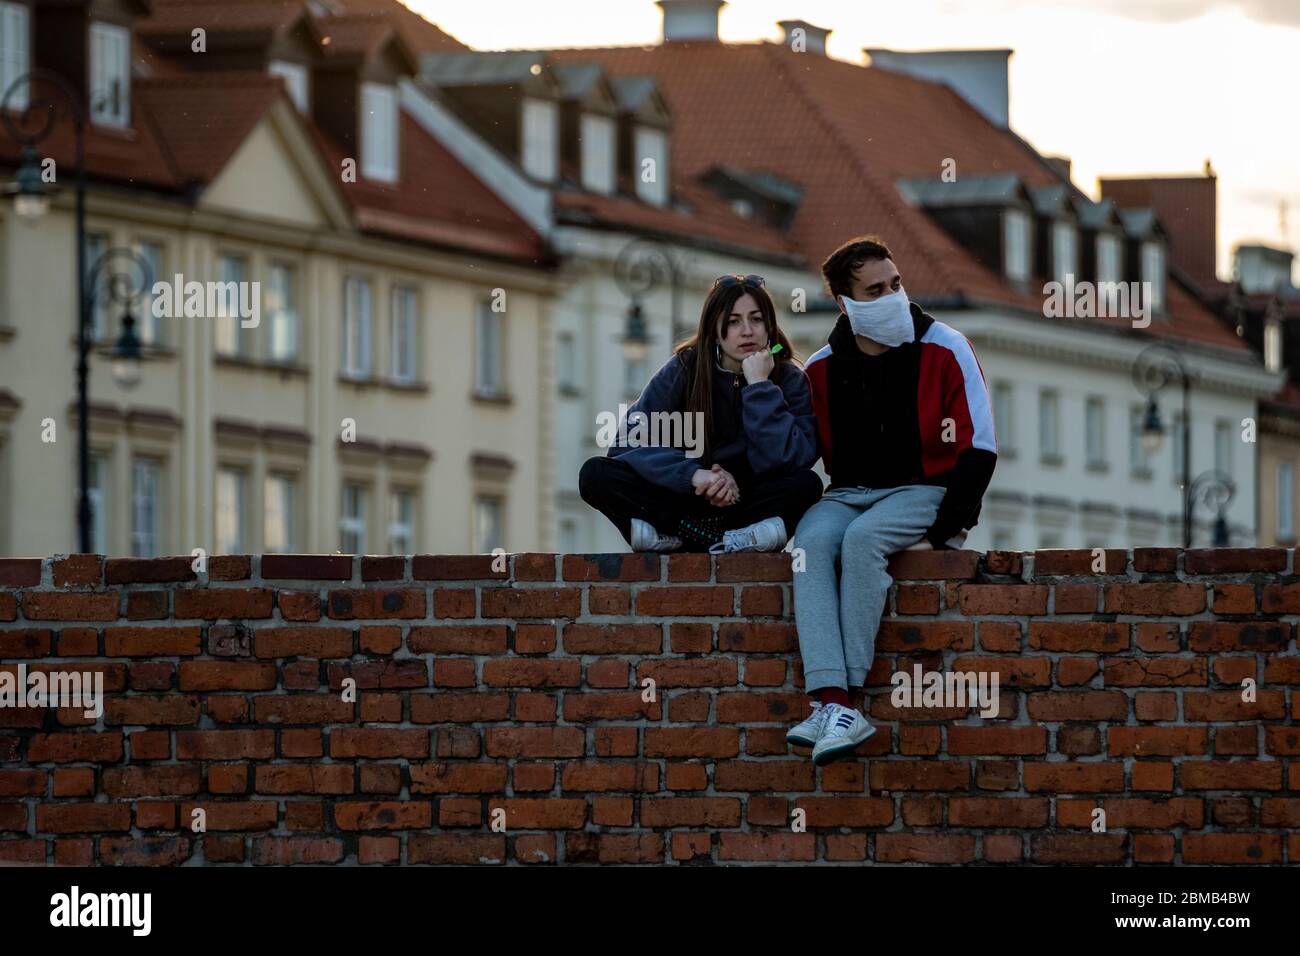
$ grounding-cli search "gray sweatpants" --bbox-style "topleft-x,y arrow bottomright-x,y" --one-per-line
792,484 -> 947,692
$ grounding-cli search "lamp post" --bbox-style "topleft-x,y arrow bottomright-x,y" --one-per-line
613,236 -> 684,352
3,70 -> 147,553
1132,343 -> 1231,547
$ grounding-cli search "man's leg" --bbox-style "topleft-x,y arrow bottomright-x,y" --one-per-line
838,484 -> 947,688
790,489 -> 869,694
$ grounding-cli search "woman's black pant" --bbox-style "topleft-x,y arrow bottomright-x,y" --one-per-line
579,456 -> 825,552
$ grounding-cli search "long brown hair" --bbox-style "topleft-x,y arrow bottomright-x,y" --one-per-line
672,279 -> 799,465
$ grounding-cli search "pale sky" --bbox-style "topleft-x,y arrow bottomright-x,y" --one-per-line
413,0 -> 1300,283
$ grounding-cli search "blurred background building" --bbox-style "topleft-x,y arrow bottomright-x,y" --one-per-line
0,0 -> 1295,556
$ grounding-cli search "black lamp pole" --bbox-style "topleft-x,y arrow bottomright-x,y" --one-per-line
3,70 -> 143,553
614,237 -> 684,347
1133,343 -> 1195,547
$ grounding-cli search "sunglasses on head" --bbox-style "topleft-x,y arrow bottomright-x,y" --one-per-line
714,274 -> 766,290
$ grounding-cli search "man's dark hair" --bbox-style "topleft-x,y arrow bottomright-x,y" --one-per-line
820,235 -> 894,299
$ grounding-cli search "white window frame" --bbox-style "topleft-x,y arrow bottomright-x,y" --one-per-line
340,481 -> 368,554
85,232 -> 109,341
633,126 -> 669,205
268,60 -> 309,113
215,466 -> 246,554
1085,396 -> 1105,466
342,276 -> 372,378
87,451 -> 107,554
1096,233 -> 1122,285
1214,419 -> 1233,478
474,300 -> 503,397
387,488 -> 416,554
1052,220 -> 1077,285
580,113 -> 616,195
1130,405 -> 1150,475
474,495 -> 504,553
1278,460 -> 1295,540
390,285 -> 418,384
214,255 -> 247,357
135,239 -> 164,347
264,473 -> 296,554
89,20 -> 130,127
0,2 -> 30,111
992,381 -> 1013,453
1264,319 -> 1282,372
521,97 -> 558,182
267,261 -> 299,362
131,457 -> 161,558
360,82 -> 399,182
1141,240 -> 1166,314
1004,208 -> 1031,282
1038,389 -> 1059,459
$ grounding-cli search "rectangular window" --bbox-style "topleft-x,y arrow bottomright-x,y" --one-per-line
342,276 -> 372,377
264,473 -> 295,553
633,126 -> 669,205
390,285 -> 418,383
1096,233 -> 1122,285
580,113 -> 616,195
267,262 -> 298,362
992,381 -> 1013,452
214,255 -> 247,357
1264,319 -> 1282,372
87,452 -> 107,554
474,495 -> 504,553
268,60 -> 309,112
360,82 -> 399,182
387,488 -> 416,554
131,457 -> 161,557
1214,419 -> 1233,478
84,232 -> 109,341
1004,208 -> 1031,282
1130,405 -> 1150,475
557,331 -> 577,390
521,98 -> 558,182
0,2 -> 30,110
89,20 -> 130,127
475,300 -> 503,396
215,466 -> 246,554
1052,221 -> 1077,285
1038,389 -> 1059,459
1278,460 -> 1295,540
1141,241 -> 1166,314
1085,396 -> 1106,465
136,240 -> 163,346
340,481 -> 368,554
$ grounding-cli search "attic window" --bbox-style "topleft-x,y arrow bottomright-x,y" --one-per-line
521,98 -> 558,183
1003,208 -> 1031,283
1264,318 -> 1282,372
634,127 -> 669,206
1096,233 -> 1122,284
1051,221 -> 1077,284
360,82 -> 399,183
1140,240 -> 1166,314
89,20 -> 130,127
579,113 -> 615,195
269,60 -> 309,113
0,2 -> 29,110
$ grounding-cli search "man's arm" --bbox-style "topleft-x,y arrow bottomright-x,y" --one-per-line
922,336 -> 998,549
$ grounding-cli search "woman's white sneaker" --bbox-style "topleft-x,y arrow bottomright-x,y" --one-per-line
629,518 -> 683,552
811,703 -> 876,765
708,516 -> 787,554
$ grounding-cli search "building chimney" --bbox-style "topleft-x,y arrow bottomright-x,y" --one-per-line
658,0 -> 726,43
864,48 -> 1012,128
778,19 -> 831,55
1234,244 -> 1295,294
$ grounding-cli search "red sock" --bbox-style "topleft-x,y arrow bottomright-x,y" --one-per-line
814,686 -> 851,708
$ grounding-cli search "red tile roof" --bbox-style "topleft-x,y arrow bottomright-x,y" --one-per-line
138,0 -> 305,42
332,0 -> 468,54
546,40 -> 1248,352
1101,175 -> 1218,288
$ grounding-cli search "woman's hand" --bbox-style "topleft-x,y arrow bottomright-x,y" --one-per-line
904,539 -> 934,552
741,347 -> 775,385
704,464 -> 739,507
692,469 -> 721,496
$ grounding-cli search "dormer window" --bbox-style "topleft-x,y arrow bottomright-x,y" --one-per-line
634,126 -> 669,206
1051,220 -> 1077,284
1003,208 -> 1031,283
579,113 -> 615,195
269,60 -> 310,113
89,20 -> 130,127
0,2 -> 29,109
1140,240 -> 1166,313
521,97 -> 558,182
1096,233 -> 1122,284
1264,317 -> 1282,372
360,82 -> 398,182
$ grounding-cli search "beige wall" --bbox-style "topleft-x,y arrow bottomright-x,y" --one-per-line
0,111 -> 555,558
1258,424 -> 1300,546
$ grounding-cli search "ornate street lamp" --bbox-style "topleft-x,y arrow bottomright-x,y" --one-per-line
1132,343 -> 1195,547
613,236 -> 684,350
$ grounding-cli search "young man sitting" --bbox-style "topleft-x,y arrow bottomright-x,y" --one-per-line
787,235 -> 998,765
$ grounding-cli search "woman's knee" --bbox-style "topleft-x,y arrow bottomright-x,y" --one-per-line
578,457 -> 608,504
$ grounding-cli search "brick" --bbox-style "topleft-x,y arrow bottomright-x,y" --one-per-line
1103,583 -> 1205,615
481,587 -> 580,619
362,556 -> 406,582
177,731 -> 275,760
334,801 -> 432,830
21,591 -> 118,621
1028,622 -> 1127,653
105,557 -> 195,584
278,591 -> 322,622
175,588 -> 273,620
0,558 -> 42,586
635,586 -> 732,616
262,555 -> 353,580
412,555 -> 507,581
104,626 -> 202,657
957,584 -> 1048,615
37,803 -> 131,833
252,837 -> 345,865
561,553 -> 659,582
28,732 -> 124,763
330,729 -> 429,759
179,662 -> 276,691
52,555 -> 103,587
208,556 -> 251,581
127,590 -> 168,620
408,626 -> 507,655
255,627 -> 353,658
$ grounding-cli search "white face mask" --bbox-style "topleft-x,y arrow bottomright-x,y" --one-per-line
841,287 -> 914,347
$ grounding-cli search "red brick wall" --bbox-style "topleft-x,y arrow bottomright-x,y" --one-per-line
0,548 -> 1296,866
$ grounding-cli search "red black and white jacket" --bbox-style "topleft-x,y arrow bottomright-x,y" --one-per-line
804,305 -> 998,549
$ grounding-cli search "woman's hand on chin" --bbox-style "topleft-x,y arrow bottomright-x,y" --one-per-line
741,347 -> 774,385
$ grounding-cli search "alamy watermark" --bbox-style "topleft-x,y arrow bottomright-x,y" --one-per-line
1042,274 -> 1154,328
150,274 -> 261,328
594,407 -> 705,458
0,665 -> 103,719
891,663 -> 1000,717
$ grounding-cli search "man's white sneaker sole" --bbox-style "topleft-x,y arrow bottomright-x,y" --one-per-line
812,713 -> 877,765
